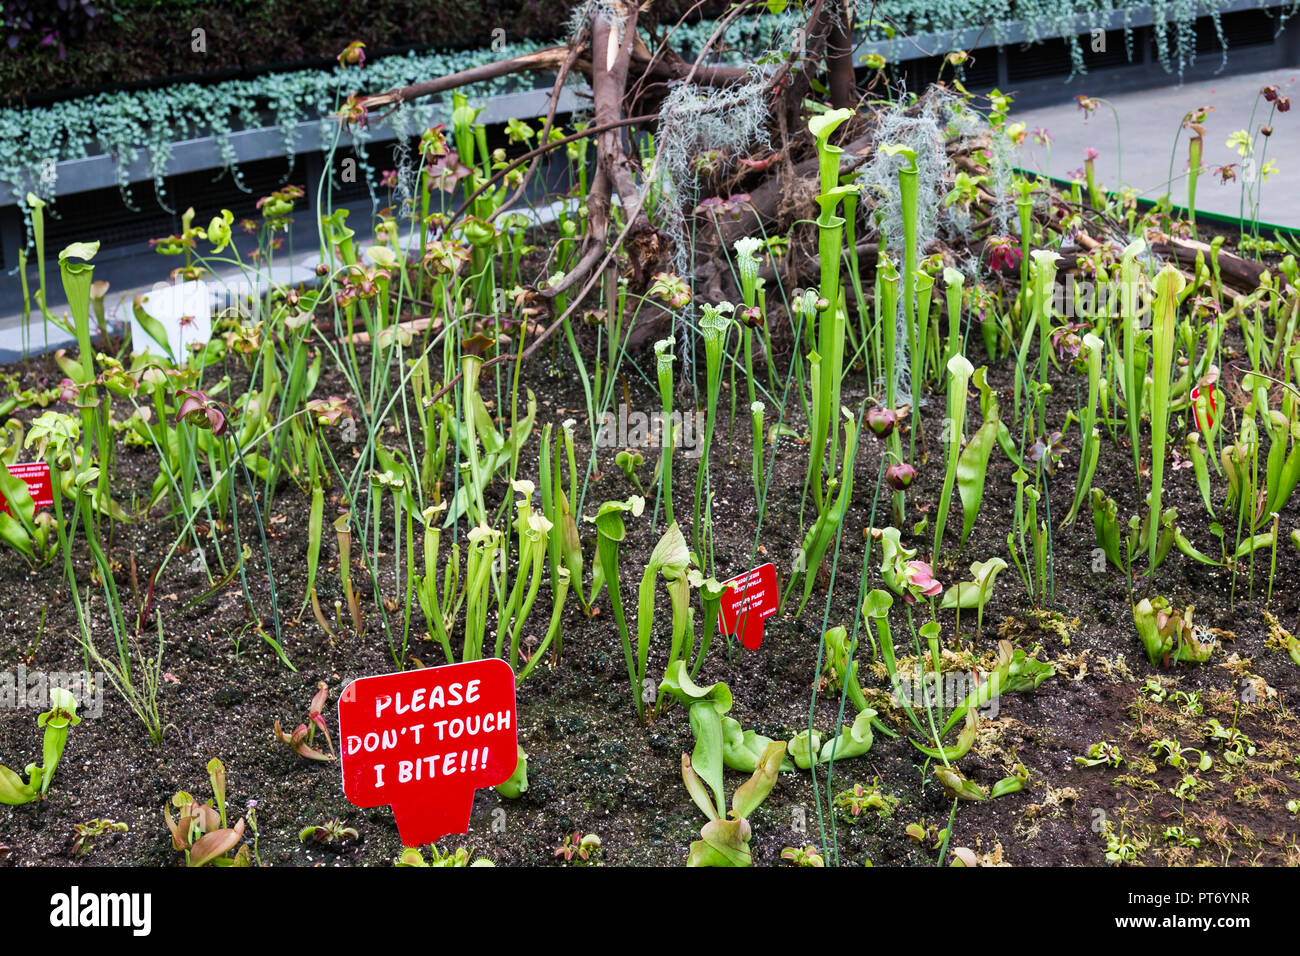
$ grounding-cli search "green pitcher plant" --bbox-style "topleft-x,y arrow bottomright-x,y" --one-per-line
0,687 -> 80,805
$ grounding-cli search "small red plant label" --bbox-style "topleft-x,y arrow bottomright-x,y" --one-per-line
718,562 -> 778,650
338,658 -> 517,847
0,462 -> 53,517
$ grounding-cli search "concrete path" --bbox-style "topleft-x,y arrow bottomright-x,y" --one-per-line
1011,66 -> 1300,227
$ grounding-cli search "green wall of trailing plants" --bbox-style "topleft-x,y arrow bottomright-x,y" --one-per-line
5,0 -> 1289,105
0,41 -> 558,213
721,0 -> 1300,78
0,0 -> 724,104
1,0 -> 1295,219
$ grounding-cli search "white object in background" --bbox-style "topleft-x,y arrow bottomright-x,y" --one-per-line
131,279 -> 212,362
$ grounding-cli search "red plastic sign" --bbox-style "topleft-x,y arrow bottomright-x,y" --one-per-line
338,658 -> 518,847
718,562 -> 778,650
0,462 -> 53,517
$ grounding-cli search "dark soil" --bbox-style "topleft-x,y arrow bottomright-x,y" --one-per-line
1,306 -> 1298,868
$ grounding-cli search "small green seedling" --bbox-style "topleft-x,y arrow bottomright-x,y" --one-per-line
70,818 -> 128,857
554,831 -> 602,865
396,846 -> 495,867
299,818 -> 360,845
273,681 -> 335,762
164,758 -> 250,867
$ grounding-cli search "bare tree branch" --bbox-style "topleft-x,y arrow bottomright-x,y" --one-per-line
356,46 -> 572,111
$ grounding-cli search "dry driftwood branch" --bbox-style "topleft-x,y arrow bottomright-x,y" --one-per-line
358,2 -> 1257,349
356,46 -> 571,113
590,2 -> 646,231
348,0 -> 850,307
826,1 -> 857,109
1156,238 -> 1277,292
